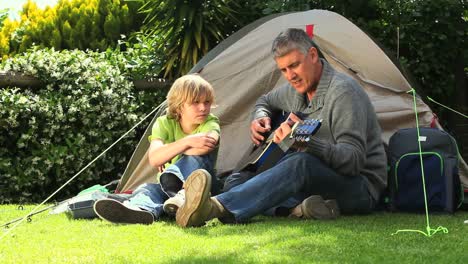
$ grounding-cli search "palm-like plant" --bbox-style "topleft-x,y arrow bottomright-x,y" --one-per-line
133,0 -> 242,79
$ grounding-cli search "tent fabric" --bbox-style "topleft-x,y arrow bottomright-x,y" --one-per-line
117,9 -> 467,193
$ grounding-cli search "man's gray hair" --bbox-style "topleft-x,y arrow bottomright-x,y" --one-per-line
271,28 -> 317,58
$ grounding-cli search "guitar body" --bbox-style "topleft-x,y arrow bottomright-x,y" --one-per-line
234,118 -> 322,173
236,141 -> 287,173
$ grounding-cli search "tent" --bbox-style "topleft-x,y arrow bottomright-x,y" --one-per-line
116,9 -> 468,193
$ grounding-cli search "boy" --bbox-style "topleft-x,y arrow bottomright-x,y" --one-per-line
94,74 -> 221,224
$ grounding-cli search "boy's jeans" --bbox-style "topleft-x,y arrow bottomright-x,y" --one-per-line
126,153 -> 219,218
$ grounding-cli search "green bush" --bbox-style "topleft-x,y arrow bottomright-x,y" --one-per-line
118,32 -> 165,80
0,0 -> 144,58
0,47 -> 163,203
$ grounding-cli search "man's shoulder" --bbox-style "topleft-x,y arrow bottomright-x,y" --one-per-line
329,70 -> 366,98
331,69 -> 358,87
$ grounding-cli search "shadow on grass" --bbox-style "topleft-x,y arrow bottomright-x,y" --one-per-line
153,212 -> 468,262
102,212 -> 468,263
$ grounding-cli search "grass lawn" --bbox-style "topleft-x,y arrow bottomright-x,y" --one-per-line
0,204 -> 467,263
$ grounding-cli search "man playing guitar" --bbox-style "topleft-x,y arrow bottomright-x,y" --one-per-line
176,28 -> 387,227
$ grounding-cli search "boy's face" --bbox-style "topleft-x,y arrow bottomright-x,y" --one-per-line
179,96 -> 212,126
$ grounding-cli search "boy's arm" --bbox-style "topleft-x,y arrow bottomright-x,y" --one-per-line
148,132 -> 219,167
184,131 -> 219,156
147,139 -> 186,168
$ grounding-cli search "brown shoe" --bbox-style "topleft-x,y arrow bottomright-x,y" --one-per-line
290,195 -> 340,220
176,169 -> 214,227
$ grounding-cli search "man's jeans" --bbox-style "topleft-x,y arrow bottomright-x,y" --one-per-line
126,153 -> 219,218
216,152 -> 374,222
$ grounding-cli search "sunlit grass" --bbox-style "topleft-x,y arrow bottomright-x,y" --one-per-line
0,205 -> 467,263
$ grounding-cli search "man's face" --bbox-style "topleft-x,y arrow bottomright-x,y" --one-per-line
275,47 -> 319,94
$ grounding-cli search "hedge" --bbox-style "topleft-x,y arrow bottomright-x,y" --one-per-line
0,48 -> 166,203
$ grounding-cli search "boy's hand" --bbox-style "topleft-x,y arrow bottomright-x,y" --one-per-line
273,113 -> 302,144
185,133 -> 217,151
250,117 -> 271,145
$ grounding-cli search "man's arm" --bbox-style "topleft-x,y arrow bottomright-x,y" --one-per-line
305,85 -> 370,176
251,85 -> 294,144
252,86 -> 291,120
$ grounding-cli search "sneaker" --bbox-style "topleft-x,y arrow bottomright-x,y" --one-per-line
176,169 -> 214,228
93,198 -> 154,224
163,189 -> 185,216
290,195 -> 340,220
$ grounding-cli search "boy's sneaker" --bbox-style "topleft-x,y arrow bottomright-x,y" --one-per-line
290,195 -> 340,220
176,169 -> 214,227
163,189 -> 185,216
93,198 -> 154,224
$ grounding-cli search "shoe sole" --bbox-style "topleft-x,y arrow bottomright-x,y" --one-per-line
93,199 -> 154,224
176,170 -> 211,227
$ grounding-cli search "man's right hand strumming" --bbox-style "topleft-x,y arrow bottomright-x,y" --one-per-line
250,117 -> 271,145
273,113 -> 302,144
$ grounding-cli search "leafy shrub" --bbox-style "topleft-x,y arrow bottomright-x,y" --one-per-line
0,0 -> 144,58
0,47 -> 164,203
118,32 -> 165,80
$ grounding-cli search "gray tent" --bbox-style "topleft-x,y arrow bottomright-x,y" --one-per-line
116,9 -> 468,193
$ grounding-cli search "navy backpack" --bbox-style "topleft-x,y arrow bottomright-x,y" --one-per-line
387,127 -> 463,213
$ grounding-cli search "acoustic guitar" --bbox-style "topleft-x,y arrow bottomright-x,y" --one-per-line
236,118 -> 322,173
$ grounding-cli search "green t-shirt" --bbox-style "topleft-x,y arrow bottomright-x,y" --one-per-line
148,113 -> 221,166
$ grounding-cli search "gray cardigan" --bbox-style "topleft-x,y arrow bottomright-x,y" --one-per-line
253,60 -> 387,200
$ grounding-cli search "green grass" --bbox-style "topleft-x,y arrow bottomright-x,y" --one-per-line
0,205 -> 467,263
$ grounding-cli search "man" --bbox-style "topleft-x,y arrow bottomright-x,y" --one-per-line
175,28 -> 387,227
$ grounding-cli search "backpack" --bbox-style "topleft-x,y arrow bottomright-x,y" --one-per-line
387,127 -> 463,213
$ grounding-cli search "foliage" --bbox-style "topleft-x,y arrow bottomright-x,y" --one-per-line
246,0 -> 380,19
0,9 -> 8,29
391,0 -> 465,105
0,0 -> 144,58
0,18 -> 19,60
0,47 -> 164,203
133,0 -> 243,78
0,207 -> 467,263
351,0 -> 466,128
118,32 -> 165,80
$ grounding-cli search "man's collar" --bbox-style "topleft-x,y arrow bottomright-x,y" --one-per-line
315,59 -> 333,98
305,59 -> 333,110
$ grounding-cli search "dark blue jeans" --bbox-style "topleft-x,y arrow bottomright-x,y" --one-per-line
216,152 -> 374,222
127,153 -> 219,218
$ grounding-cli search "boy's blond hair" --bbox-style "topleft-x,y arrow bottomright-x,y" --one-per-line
166,74 -> 215,120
